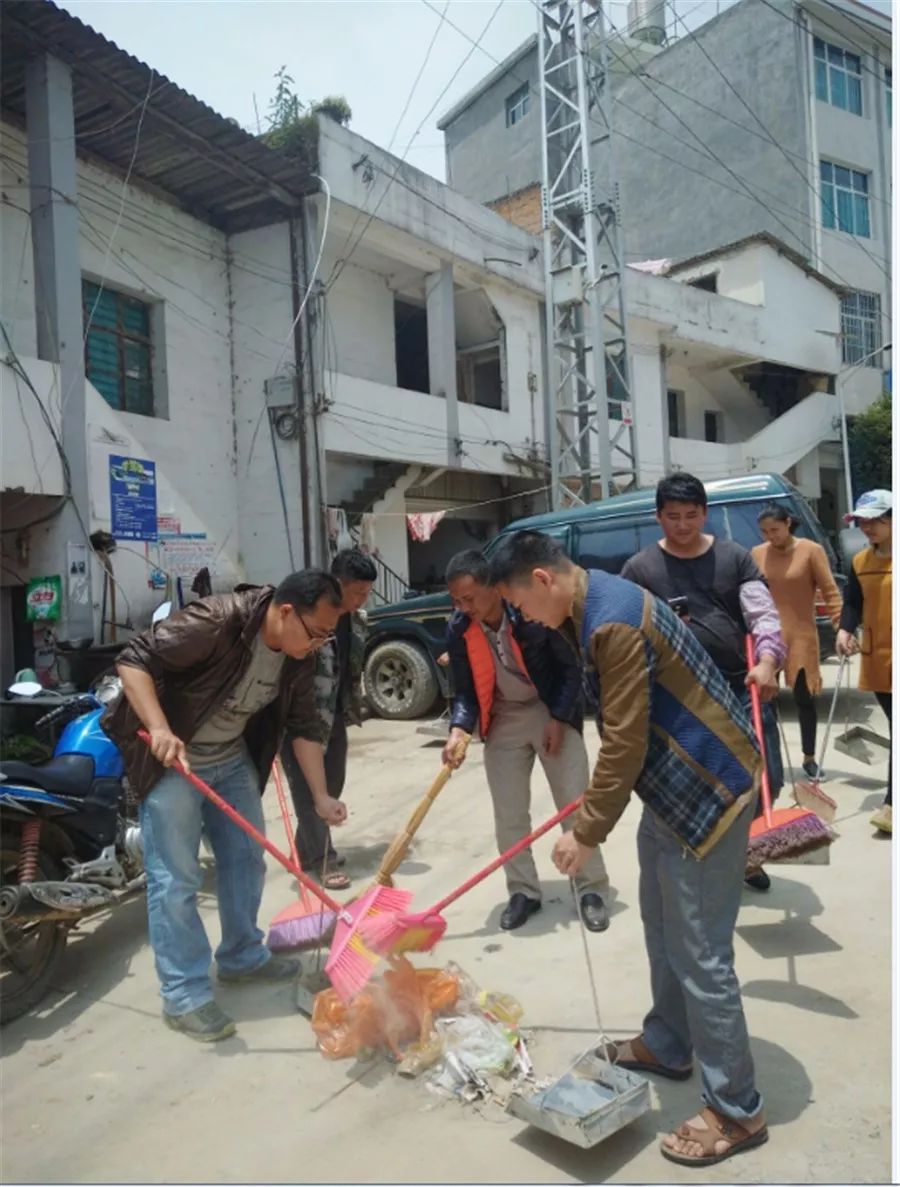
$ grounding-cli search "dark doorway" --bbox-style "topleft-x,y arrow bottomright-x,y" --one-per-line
395,299 -> 430,394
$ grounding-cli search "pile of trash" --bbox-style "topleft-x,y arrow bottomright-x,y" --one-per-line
311,959 -> 532,1104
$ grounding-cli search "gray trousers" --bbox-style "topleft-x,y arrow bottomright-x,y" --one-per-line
482,700 -> 608,900
638,801 -> 763,1123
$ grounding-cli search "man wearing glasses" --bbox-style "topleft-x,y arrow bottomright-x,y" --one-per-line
105,569 -> 346,1042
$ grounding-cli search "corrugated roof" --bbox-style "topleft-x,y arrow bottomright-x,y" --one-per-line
1,0 -> 317,232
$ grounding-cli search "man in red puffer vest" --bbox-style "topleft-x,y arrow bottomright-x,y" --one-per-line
442,550 -> 610,932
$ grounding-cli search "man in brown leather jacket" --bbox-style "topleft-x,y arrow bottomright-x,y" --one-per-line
104,569 -> 345,1042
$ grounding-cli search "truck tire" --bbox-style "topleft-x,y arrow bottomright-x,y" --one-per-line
0,833 -> 69,1026
364,641 -> 440,720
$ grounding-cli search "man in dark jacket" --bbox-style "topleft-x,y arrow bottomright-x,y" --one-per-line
280,549 -> 376,890
104,570 -> 345,1042
442,550 -> 610,932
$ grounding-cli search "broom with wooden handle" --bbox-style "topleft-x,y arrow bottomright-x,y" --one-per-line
373,733 -> 471,888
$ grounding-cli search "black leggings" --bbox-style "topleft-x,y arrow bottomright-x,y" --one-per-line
792,668 -> 818,759
874,691 -> 892,807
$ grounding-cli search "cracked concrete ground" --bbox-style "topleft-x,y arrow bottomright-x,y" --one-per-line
0,659 -> 893,1184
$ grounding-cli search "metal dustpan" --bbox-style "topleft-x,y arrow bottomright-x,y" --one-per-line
506,1044 -> 651,1149
834,725 -> 890,765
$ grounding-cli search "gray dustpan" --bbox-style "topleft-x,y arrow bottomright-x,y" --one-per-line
834,726 -> 890,765
506,1043 -> 651,1148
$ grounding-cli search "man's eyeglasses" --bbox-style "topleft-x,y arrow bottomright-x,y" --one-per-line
298,614 -> 336,650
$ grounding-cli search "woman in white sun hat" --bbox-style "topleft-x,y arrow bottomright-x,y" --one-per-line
837,489 -> 893,835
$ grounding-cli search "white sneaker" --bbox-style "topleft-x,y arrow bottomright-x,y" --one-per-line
870,804 -> 892,834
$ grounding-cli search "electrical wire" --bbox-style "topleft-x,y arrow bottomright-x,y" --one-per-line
386,0 -> 452,153
326,0 -> 507,295
244,176 -> 333,476
668,3 -> 891,281
77,68 -> 155,412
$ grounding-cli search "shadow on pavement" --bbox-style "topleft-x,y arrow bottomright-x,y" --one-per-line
509,1035 -> 810,1183
1,893 -> 152,1054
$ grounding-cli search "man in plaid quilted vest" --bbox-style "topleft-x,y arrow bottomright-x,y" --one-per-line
490,530 -> 768,1170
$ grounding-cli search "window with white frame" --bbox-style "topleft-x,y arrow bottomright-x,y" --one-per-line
820,160 -> 871,237
814,37 -> 863,115
505,84 -> 530,128
841,291 -> 882,367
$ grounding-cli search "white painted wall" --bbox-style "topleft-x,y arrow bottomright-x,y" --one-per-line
1,120 -> 241,634
228,220 -> 307,584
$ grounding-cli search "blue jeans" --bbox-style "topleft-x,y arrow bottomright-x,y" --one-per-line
139,749 -> 270,1016
638,802 -> 763,1123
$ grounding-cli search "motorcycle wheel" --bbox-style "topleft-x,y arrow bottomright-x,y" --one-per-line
0,832 -> 69,1026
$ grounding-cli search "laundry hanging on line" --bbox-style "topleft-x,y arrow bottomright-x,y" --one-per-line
406,511 -> 446,543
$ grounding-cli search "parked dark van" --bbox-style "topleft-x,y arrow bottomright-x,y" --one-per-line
363,474 -> 844,719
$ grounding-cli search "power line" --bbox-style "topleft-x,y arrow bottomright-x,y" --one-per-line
668,2 -> 891,281
756,0 -> 890,83
434,0 -> 889,303
244,177 -> 333,476
386,0 -> 451,153
326,0 -> 507,295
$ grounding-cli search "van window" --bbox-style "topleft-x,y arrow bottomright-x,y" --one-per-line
576,523 -> 639,573
713,500 -> 816,551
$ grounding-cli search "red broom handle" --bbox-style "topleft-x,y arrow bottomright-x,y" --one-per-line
428,796 -> 583,915
137,730 -> 347,918
744,636 -> 774,827
271,758 -> 314,911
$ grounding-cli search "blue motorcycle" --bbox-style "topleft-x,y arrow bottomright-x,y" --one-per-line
0,681 -> 144,1024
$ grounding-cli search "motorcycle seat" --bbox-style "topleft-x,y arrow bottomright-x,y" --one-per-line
0,754 -> 96,797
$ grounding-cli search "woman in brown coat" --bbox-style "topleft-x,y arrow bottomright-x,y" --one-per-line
753,505 -> 842,778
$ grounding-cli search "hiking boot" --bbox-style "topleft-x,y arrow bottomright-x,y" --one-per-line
870,804 -> 892,834
163,1001 -> 236,1042
218,954 -> 302,984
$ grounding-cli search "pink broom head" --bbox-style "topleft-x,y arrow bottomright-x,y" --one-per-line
325,884 -> 413,1002
359,908 -> 447,957
267,901 -> 336,951
748,807 -> 835,866
793,780 -> 837,824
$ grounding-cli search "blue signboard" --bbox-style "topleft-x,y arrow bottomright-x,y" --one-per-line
109,455 -> 158,541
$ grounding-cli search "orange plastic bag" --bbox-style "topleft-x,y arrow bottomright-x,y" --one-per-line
311,959 -> 460,1060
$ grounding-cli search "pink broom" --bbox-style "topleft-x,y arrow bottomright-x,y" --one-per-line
267,757 -> 333,949
137,732 -> 409,1001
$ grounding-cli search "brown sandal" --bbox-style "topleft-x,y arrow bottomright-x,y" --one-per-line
321,869 -> 351,891
599,1034 -> 693,1081
661,1106 -> 768,1167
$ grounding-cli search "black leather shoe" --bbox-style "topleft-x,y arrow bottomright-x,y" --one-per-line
500,894 -> 541,931
579,893 -> 610,932
744,869 -> 771,892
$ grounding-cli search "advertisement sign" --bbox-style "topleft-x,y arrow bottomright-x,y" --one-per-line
109,455 -> 158,541
26,576 -> 62,622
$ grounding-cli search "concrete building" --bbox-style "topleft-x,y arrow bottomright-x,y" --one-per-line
0,0 -> 548,684
438,0 -> 892,425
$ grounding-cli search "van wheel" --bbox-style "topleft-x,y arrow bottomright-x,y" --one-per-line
364,641 -> 439,720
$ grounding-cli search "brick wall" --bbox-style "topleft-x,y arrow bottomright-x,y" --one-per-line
488,183 -> 542,236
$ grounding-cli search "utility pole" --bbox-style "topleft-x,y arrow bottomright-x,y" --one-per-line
538,0 -> 639,508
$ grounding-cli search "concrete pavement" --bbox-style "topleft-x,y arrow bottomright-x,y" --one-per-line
0,658 -> 893,1184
